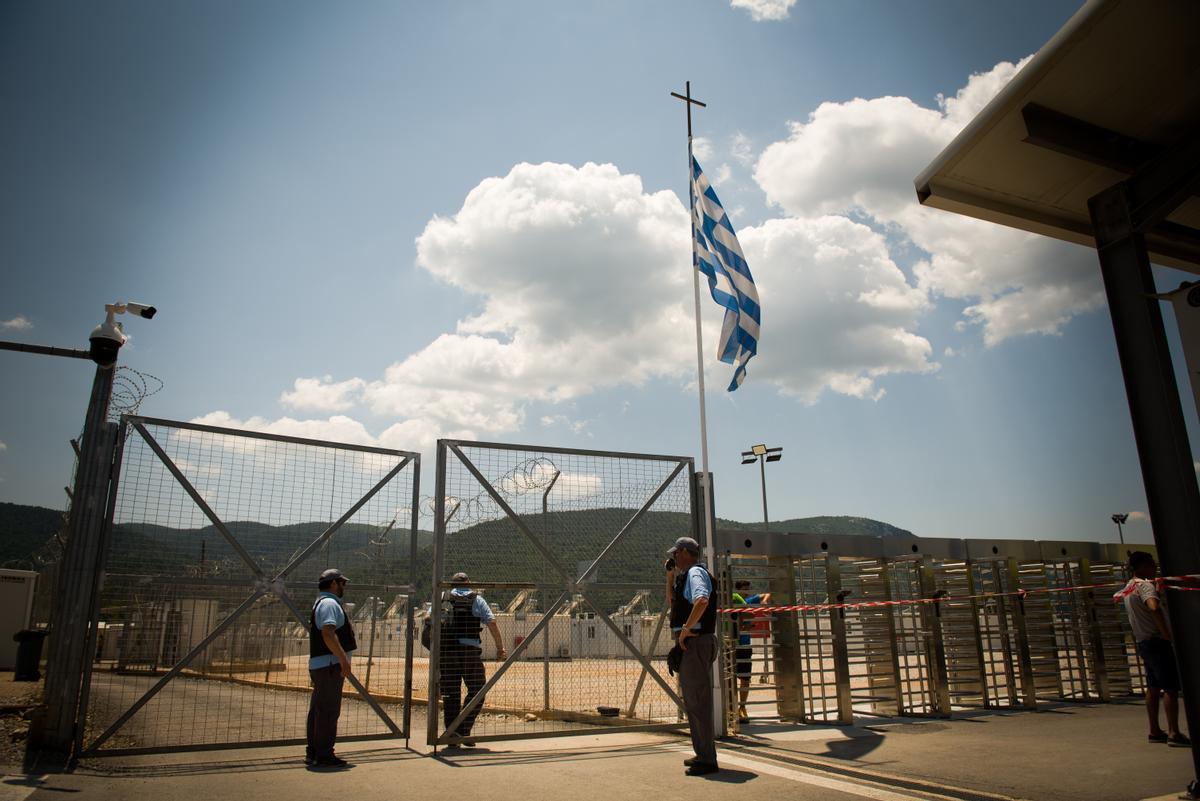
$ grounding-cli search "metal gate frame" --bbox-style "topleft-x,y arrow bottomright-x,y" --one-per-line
80,415 -> 420,755
427,439 -> 692,746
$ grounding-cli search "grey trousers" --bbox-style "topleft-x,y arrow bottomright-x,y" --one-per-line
307,664 -> 345,759
680,633 -> 717,765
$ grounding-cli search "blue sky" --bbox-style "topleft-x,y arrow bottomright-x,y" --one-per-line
2,0 -> 1196,542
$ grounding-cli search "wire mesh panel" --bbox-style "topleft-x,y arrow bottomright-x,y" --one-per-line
82,416 -> 419,753
428,440 -> 693,745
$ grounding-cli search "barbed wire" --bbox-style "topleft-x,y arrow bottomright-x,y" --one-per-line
415,456 -> 682,528
108,367 -> 163,421
418,456 -> 561,526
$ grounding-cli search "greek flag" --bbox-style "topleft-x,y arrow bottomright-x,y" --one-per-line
691,155 -> 760,391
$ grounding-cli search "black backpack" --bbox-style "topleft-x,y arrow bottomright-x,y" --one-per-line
420,591 -> 478,650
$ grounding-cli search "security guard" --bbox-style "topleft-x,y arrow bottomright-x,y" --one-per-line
666,537 -> 719,775
440,572 -> 507,745
307,568 -> 355,768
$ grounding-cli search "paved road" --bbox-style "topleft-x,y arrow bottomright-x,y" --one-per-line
0,693 -> 1192,801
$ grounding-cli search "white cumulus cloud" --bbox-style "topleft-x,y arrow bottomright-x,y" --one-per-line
731,0 -> 797,22
754,58 -> 1104,345
280,376 -> 366,412
1,316 -> 32,331
740,215 -> 936,402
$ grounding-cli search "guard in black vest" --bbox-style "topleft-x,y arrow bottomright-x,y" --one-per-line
440,571 -> 507,746
306,568 -> 357,768
666,536 -> 719,776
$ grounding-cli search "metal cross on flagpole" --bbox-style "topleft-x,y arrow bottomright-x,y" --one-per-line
671,81 -> 716,566
671,81 -> 707,140
671,81 -> 722,734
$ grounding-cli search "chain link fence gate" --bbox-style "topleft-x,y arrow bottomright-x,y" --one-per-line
426,440 -> 696,746
79,416 -> 420,754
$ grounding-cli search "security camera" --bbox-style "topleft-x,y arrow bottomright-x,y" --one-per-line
86,300 -> 157,367
88,314 -> 126,367
125,302 -> 157,319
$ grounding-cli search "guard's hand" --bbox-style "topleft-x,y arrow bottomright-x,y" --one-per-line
339,659 -> 354,681
664,558 -> 676,573
678,628 -> 693,651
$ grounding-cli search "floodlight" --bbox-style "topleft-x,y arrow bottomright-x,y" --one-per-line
751,444 -> 767,456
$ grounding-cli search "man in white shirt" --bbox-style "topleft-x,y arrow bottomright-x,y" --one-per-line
1121,552 -> 1190,748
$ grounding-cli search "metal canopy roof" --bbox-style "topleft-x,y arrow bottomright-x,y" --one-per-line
915,0 -> 1200,271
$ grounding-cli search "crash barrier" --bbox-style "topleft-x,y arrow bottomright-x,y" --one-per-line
715,531 -> 1172,730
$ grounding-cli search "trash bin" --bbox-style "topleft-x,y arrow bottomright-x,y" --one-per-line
13,629 -> 47,681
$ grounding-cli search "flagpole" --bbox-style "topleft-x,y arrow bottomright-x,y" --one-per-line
687,146 -> 717,574
675,81 -> 717,577
674,80 -> 723,736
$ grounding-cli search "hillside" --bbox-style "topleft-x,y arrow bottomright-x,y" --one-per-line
0,502 -> 66,567
719,515 -> 913,538
0,502 -> 911,606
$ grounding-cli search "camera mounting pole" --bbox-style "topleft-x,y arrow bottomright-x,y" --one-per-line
3,301 -> 157,757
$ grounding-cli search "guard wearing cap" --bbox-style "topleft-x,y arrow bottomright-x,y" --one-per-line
439,572 -> 507,746
666,536 -> 719,775
306,568 -> 356,768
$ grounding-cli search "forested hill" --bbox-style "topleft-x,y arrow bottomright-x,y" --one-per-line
719,516 -> 913,538
1,503 -> 912,605
0,502 -> 65,565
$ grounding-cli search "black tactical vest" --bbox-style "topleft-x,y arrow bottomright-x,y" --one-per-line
442,590 -> 483,646
671,565 -> 717,635
310,596 -> 358,657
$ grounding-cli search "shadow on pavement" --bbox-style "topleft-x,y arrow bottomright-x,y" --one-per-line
431,740 -> 680,768
72,745 -> 421,777
697,768 -> 756,784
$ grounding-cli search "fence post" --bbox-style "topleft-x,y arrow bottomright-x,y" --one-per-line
765,555 -> 804,722
1006,558 -> 1038,709
1079,559 -> 1111,701
825,554 -> 853,725
918,562 -> 952,717
33,365 -> 118,755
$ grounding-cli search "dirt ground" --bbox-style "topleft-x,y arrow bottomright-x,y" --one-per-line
0,671 -> 43,766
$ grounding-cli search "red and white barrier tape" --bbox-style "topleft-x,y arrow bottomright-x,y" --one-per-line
718,573 -> 1200,615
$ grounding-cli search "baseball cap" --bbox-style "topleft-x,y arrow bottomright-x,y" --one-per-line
318,568 -> 348,587
450,572 -> 470,584
668,536 -> 701,556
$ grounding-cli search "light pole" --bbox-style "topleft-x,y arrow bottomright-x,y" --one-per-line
1112,513 -> 1129,545
741,444 -> 782,531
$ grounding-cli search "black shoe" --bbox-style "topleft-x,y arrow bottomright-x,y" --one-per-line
460,738 -> 477,747
683,756 -> 699,766
314,755 -> 349,768
303,754 -> 315,765
1149,731 -> 1169,743
1168,733 -> 1192,748
686,762 -> 719,776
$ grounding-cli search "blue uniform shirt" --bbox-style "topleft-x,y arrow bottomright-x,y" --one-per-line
309,592 -> 354,670
451,586 -> 495,647
673,565 -> 712,632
